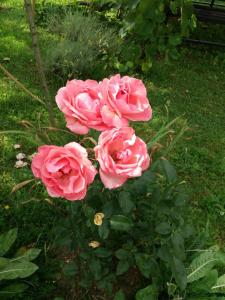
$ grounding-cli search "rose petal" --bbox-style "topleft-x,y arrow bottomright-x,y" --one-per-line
99,169 -> 127,189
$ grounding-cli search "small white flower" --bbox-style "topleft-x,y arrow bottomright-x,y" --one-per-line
14,144 -> 21,149
15,160 -> 28,168
16,153 -> 26,160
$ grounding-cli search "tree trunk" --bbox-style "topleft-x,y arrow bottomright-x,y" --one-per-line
31,0 -> 35,18
24,0 -> 55,126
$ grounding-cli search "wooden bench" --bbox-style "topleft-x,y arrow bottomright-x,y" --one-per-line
183,0 -> 225,47
193,0 -> 225,24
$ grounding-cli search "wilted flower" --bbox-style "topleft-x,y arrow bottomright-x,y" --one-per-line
15,160 -> 28,168
94,212 -> 105,226
16,153 -> 26,160
89,241 -> 100,248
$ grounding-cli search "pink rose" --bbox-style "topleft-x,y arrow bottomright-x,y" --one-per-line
56,80 -> 110,135
99,74 -> 152,128
94,127 -> 150,189
31,143 -> 97,201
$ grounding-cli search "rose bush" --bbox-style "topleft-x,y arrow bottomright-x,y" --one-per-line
27,73 -> 199,299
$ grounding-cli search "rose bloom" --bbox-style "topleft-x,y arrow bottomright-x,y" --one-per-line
56,80 -> 110,134
31,142 -> 97,201
99,74 -> 152,128
94,127 -> 150,189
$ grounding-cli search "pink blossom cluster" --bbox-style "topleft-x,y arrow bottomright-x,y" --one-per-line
32,75 -> 152,201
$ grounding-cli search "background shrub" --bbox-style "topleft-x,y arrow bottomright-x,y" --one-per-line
93,0 -> 197,74
44,10 -> 120,80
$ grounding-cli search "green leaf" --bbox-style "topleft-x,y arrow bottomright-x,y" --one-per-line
141,59 -> 152,73
155,222 -> 171,235
0,228 -> 18,256
62,262 -> 78,277
170,1 -> 178,14
168,35 -> 181,47
115,249 -> 129,260
94,248 -> 112,258
0,283 -> 28,295
172,231 -> 185,260
0,257 -> 9,269
190,269 -> 218,293
110,215 -> 133,232
116,260 -> 129,276
98,222 -> 109,240
135,284 -> 158,300
102,200 -> 114,218
114,289 -> 126,300
211,274 -> 225,293
119,191 -> 134,214
160,159 -> 177,183
13,248 -> 41,262
0,261 -> 38,280
79,273 -> 92,288
135,253 -> 153,278
157,245 -> 172,263
97,274 -> 114,294
89,259 -> 102,281
171,256 -> 187,290
187,250 -> 225,283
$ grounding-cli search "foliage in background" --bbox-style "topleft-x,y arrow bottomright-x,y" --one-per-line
0,228 -> 40,298
36,0 -> 197,79
92,0 -> 197,74
42,9 -> 120,80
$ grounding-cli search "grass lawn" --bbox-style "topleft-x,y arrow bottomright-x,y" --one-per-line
0,0 -> 225,298
148,49 -> 225,236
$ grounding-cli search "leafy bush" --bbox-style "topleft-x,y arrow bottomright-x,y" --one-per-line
35,1 -> 77,27
45,10 -> 120,80
95,0 -> 197,74
49,157 -> 197,299
0,228 -> 40,298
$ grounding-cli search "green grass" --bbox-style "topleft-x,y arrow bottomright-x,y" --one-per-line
147,49 -> 225,238
0,0 -> 225,298
0,1 -> 59,256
